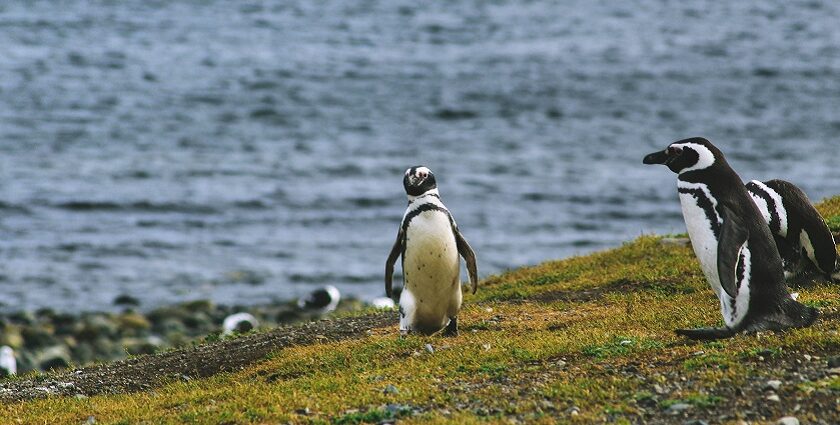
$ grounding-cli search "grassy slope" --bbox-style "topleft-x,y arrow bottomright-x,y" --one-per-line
3,197 -> 840,424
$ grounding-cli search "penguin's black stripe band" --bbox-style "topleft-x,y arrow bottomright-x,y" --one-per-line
401,203 -> 450,233
747,184 -> 781,233
678,187 -> 721,237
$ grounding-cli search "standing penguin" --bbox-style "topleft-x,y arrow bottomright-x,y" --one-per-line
385,166 -> 478,336
746,179 -> 838,280
643,137 -> 818,340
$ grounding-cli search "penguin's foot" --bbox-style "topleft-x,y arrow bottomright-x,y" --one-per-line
675,327 -> 737,340
399,329 -> 410,338
444,317 -> 458,337
831,270 -> 840,283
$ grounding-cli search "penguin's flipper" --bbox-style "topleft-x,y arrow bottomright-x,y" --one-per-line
385,228 -> 404,298
675,327 -> 737,340
717,205 -> 749,299
454,228 -> 479,294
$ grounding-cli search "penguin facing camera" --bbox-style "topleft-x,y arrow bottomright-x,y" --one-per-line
385,166 -> 479,336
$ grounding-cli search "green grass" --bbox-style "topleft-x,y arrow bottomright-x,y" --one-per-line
2,196 -> 838,424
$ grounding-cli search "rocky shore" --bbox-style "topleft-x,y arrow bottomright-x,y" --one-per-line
0,294 -> 381,375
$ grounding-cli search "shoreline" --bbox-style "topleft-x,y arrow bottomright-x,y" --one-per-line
0,295 -> 378,376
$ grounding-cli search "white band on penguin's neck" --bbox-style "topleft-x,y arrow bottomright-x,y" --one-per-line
675,143 -> 716,174
407,188 -> 439,202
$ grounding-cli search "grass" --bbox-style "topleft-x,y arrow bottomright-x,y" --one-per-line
2,196 -> 839,424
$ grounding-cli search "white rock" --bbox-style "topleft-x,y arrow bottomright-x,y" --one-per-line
776,417 -> 799,425
766,394 -> 781,402
764,380 -> 782,391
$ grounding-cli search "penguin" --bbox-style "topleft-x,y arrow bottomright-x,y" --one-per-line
222,312 -> 259,335
0,346 -> 15,377
385,166 -> 478,336
643,137 -> 818,340
297,285 -> 341,314
746,179 -> 838,280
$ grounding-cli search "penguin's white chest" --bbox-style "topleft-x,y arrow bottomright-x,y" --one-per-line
678,183 -> 722,292
678,182 -> 750,327
401,209 -> 461,332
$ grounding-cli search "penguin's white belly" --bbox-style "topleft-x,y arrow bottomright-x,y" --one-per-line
679,183 -> 750,327
400,211 -> 461,332
679,190 -> 722,295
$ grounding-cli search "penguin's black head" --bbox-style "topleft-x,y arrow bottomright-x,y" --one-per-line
403,166 -> 437,197
643,137 -> 722,174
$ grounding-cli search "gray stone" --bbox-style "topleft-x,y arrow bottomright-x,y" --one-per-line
764,380 -> 782,391
683,420 -> 709,425
35,345 -> 72,371
424,344 -> 434,354
766,394 -> 781,402
665,403 -> 692,415
383,384 -> 399,394
776,417 -> 799,425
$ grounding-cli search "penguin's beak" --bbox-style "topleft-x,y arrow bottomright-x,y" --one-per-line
643,150 -> 668,165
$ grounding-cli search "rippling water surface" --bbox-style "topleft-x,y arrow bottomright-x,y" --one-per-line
0,0 -> 839,312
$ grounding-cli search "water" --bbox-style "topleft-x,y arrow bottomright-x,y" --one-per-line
0,0 -> 838,312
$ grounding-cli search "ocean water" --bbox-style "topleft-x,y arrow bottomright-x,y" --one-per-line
0,0 -> 838,312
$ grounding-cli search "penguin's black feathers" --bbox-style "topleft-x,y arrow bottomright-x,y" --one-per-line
764,179 -> 837,276
717,205 -> 749,299
454,227 -> 479,294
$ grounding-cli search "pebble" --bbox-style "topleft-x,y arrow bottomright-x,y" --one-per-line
383,384 -> 399,395
766,394 -> 781,402
827,367 -> 840,376
682,420 -> 708,425
764,380 -> 782,391
776,417 -> 799,425
828,356 -> 840,368
653,384 -> 668,395
424,344 -> 434,354
482,344 -> 491,351
803,354 -> 812,361
566,406 -> 580,416
665,403 -> 692,415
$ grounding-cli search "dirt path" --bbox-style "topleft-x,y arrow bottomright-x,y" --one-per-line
0,312 -> 396,403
